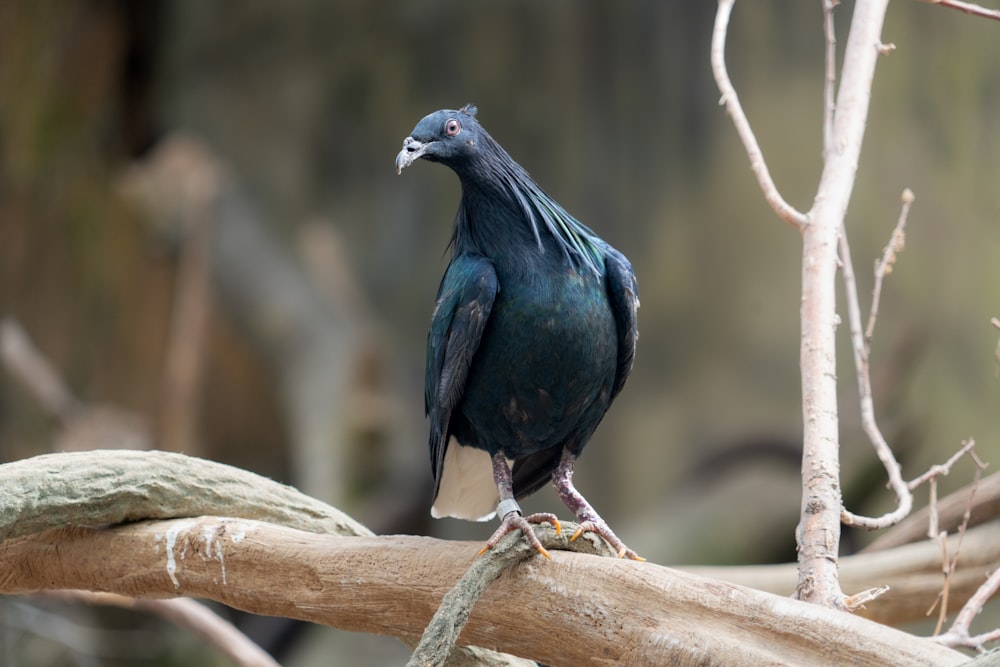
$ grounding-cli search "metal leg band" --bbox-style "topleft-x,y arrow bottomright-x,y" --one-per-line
496,498 -> 521,519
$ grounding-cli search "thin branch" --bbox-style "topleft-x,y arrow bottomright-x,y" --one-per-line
924,0 -> 1000,22
932,529 -> 952,635
710,0 -> 809,230
686,518 -> 1000,627
927,463 -> 1000,651
837,189 -> 922,530
844,585 -> 891,611
822,0 -> 839,157
865,469 -> 1000,552
908,438 -> 979,490
40,591 -> 280,667
838,223 -> 911,529
930,469 -> 980,637
930,568 -> 1000,650
866,188 -> 914,343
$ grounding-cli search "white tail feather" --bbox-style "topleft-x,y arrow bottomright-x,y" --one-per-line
431,438 -> 499,521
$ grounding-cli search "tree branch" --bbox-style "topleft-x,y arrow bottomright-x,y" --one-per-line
688,518 -> 1000,627
0,449 -> 370,543
931,567 -> 1000,650
924,0 -> 1000,22
794,0 -> 892,609
0,450 -> 528,666
838,190 -> 917,530
710,0 -> 809,230
822,0 -> 839,157
866,468 -> 1000,551
0,519 -> 967,667
40,591 -> 280,667
838,231 -> 910,529
1,450 -> 987,664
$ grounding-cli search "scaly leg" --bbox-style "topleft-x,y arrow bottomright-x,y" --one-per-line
552,449 -> 643,560
479,452 -> 561,559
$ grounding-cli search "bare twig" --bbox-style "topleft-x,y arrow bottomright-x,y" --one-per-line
931,468 -> 979,635
931,529 -> 951,635
925,454 -> 984,634
710,0 -> 809,230
822,0 -> 839,157
866,188 -> 914,343
41,591 -> 280,667
930,568 -> 1000,650
837,191 -> 917,530
908,439 -> 979,491
844,584 -> 891,611
924,0 -> 1000,22
915,441 -> 980,634
865,470 -> 1000,552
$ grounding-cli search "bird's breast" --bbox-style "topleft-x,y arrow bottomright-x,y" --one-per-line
455,265 -> 617,456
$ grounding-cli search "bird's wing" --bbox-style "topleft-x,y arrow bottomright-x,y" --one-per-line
425,253 -> 499,485
603,246 -> 640,400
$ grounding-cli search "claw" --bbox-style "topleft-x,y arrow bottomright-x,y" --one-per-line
479,512 -> 560,559
543,514 -> 562,536
569,520 -> 644,560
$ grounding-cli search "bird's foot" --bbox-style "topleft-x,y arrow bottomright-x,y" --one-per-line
479,511 -> 561,560
570,520 -> 645,561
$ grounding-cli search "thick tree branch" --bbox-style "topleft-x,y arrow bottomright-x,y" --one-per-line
2,451 -> 990,664
686,518 -> 1000,627
0,519 -> 967,667
865,468 -> 1000,551
407,522 -> 615,667
0,451 -> 527,667
0,449 -> 370,542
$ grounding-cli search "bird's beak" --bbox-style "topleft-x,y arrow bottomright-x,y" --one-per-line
395,137 -> 431,175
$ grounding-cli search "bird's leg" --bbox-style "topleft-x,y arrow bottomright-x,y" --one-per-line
479,452 -> 561,559
552,449 -> 644,560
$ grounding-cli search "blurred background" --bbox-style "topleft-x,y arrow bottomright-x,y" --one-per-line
1,1 -> 998,664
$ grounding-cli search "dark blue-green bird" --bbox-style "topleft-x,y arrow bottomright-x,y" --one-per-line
395,105 -> 640,560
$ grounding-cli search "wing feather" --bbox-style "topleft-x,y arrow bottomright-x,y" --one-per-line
603,247 -> 640,400
425,254 -> 499,493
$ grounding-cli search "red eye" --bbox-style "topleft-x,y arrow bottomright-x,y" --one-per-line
445,119 -> 461,136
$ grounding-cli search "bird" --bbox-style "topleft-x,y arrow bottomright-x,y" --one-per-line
395,104 -> 640,560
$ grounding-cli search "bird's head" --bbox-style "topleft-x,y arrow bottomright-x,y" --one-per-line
395,104 -> 482,175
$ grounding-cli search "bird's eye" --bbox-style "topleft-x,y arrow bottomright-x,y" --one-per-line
445,119 -> 461,136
